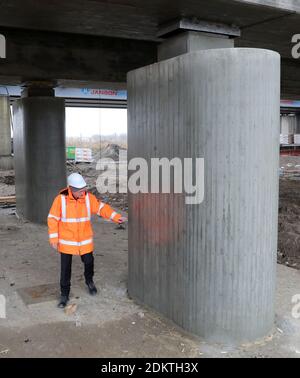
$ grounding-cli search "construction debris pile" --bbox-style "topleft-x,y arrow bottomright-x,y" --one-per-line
278,180 -> 300,269
67,144 -> 128,212
279,155 -> 300,179
277,155 -> 300,269
0,170 -> 15,197
0,170 -> 15,215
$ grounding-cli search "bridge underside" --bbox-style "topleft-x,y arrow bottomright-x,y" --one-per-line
0,0 -> 299,98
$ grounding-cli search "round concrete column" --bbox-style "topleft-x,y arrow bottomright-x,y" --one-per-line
296,114 -> 300,134
0,95 -> 13,170
128,48 -> 280,343
13,97 -> 66,223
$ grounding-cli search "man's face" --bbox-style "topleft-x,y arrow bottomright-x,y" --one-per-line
70,186 -> 86,199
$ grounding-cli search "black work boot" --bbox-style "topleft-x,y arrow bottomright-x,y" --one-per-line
58,295 -> 69,308
86,281 -> 97,296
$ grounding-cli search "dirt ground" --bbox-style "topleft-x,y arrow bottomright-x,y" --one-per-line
278,155 -> 300,269
0,210 -> 300,358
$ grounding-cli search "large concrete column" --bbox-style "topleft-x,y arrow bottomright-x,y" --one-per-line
13,94 -> 66,223
0,95 -> 13,170
280,114 -> 297,134
127,48 -> 280,343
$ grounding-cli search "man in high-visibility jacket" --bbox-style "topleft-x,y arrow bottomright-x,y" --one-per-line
48,173 -> 126,308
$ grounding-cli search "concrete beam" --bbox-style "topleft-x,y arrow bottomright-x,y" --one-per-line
157,18 -> 241,38
237,0 -> 300,12
0,27 -> 157,86
281,58 -> 300,99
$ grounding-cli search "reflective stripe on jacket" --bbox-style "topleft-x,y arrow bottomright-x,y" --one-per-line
47,187 -> 121,255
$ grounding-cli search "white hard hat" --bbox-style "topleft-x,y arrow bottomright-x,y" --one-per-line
67,173 -> 87,189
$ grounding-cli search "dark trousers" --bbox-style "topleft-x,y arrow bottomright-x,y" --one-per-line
60,252 -> 94,297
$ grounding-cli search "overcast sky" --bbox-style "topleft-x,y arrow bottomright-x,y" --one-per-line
65,107 -> 127,137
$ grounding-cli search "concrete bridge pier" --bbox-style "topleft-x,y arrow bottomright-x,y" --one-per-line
13,83 -> 66,223
0,95 -> 13,170
127,47 -> 280,343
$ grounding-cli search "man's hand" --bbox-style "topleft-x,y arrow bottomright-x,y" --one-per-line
118,217 -> 127,224
50,242 -> 58,251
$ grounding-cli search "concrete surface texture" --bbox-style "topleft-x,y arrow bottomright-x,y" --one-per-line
127,48 -> 280,343
0,27 -> 157,86
158,31 -> 234,61
0,96 -> 13,170
0,212 -> 299,358
13,97 -> 67,223
240,0 -> 300,11
281,115 -> 298,134
0,0 -> 298,40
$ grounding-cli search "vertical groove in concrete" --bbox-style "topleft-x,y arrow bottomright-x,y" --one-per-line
13,97 -> 66,224
0,95 -> 13,169
128,48 -> 280,343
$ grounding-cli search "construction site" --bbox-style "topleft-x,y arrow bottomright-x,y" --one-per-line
1,0 -> 300,360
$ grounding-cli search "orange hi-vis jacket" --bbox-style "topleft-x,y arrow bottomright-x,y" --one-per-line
47,187 -> 121,255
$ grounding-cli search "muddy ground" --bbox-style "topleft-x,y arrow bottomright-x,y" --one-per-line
278,179 -> 300,269
278,156 -> 300,269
